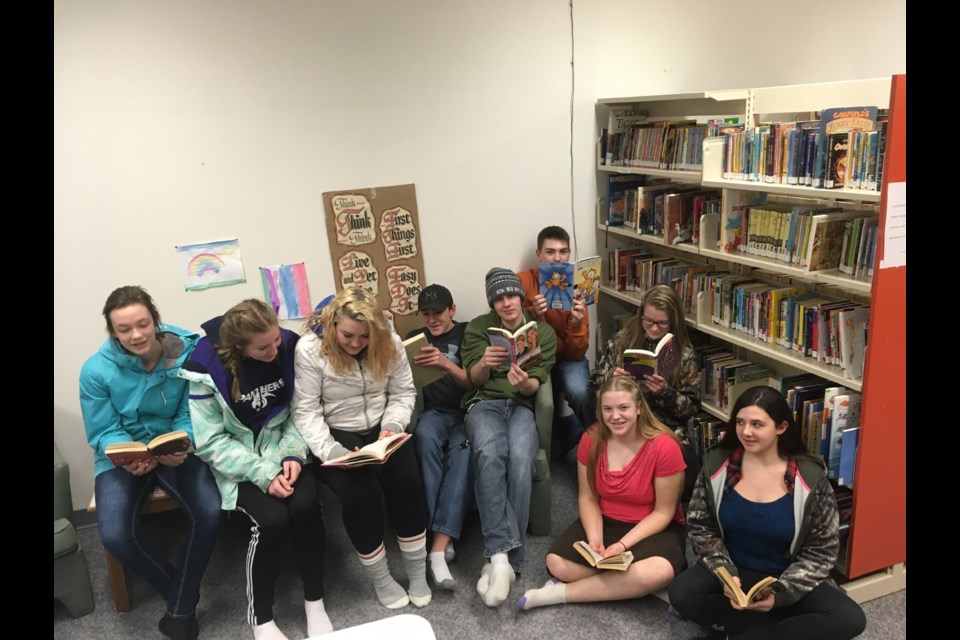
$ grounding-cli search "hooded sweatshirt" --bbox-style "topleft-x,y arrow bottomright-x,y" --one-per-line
179,316 -> 309,510
80,325 -> 199,478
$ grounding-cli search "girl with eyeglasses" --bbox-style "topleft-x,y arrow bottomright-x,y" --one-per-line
589,285 -> 701,450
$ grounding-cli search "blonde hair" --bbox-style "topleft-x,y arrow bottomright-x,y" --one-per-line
586,376 -> 678,495
215,299 -> 279,401
613,284 -> 691,387
305,287 -> 395,381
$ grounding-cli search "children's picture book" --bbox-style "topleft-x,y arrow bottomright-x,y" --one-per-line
713,566 -> 781,607
488,321 -> 542,371
105,430 -> 195,467
540,257 -> 603,310
819,106 -> 878,137
401,332 -> 447,389
572,540 -> 634,571
819,107 -> 877,190
622,333 -> 680,380
539,262 -> 575,311
321,432 -> 412,468
573,255 -> 602,307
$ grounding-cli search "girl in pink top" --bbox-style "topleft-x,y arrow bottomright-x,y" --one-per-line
518,376 -> 687,611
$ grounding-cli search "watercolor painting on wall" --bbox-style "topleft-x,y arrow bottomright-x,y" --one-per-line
260,263 -> 312,320
175,238 -> 246,291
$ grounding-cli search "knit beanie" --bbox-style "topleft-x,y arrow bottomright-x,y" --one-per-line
485,267 -> 525,307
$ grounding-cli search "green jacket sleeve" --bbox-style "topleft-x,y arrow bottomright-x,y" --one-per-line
190,381 -> 279,493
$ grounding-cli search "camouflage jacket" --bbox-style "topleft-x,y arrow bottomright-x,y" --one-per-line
686,447 -> 840,608
590,332 -> 701,443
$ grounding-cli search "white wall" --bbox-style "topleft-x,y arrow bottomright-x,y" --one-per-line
54,0 -> 906,508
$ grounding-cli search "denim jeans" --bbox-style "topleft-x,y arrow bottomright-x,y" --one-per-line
95,454 -> 222,617
414,408 -> 472,539
551,357 -> 593,456
464,398 -> 538,573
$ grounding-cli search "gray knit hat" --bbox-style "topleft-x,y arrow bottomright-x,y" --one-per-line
485,267 -> 525,307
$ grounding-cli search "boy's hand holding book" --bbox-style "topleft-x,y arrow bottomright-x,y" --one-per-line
413,344 -> 448,370
481,344 -> 511,369
506,363 -> 532,392
529,293 -> 549,319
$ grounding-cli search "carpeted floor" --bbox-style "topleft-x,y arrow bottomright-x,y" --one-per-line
54,451 -> 906,639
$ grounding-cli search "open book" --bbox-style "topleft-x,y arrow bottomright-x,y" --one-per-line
622,332 -> 680,379
104,430 -> 194,467
321,432 -> 412,468
714,566 -> 781,607
539,256 -> 602,310
402,332 -> 447,389
488,320 -> 542,371
572,540 -> 634,571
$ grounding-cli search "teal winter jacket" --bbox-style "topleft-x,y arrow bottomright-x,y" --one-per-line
80,325 -> 200,478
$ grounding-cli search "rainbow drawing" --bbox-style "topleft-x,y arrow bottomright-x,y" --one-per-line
175,238 -> 246,291
260,263 -> 312,320
187,253 -> 225,277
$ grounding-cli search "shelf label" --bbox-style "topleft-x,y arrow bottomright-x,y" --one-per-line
880,182 -> 906,269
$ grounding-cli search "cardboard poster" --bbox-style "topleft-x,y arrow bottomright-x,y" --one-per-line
323,184 -> 426,338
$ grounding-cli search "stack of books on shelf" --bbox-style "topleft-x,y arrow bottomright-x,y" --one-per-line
720,201 -> 880,275
690,411 -> 727,459
601,111 -> 709,171
702,275 -> 868,380
718,106 -> 887,192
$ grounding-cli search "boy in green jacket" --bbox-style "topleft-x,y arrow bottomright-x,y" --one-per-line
460,268 -> 556,607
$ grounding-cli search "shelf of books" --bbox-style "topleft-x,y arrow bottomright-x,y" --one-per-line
594,76 -> 905,602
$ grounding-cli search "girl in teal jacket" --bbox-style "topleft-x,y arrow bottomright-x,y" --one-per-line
181,299 -> 331,640
80,286 -> 220,640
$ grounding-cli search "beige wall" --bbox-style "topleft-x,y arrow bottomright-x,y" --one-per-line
54,0 -> 906,508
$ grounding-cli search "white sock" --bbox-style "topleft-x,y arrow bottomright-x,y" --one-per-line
517,578 -> 566,611
358,545 -> 409,609
444,539 -> 456,563
428,551 -> 456,591
305,598 -> 333,636
398,532 -> 432,607
252,620 -> 289,640
477,554 -> 515,607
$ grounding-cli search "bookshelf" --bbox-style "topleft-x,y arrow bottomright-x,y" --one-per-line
594,76 -> 905,602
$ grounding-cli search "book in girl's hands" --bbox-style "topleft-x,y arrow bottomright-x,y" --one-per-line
401,332 -> 447,389
104,430 -> 195,467
572,540 -> 634,571
488,321 -> 542,371
321,432 -> 412,468
622,333 -> 680,380
714,566 -> 781,607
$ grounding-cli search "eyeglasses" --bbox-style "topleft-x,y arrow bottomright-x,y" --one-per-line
640,316 -> 671,329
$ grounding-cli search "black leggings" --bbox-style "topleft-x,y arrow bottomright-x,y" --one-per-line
318,427 -> 428,554
234,464 -> 325,625
668,563 -> 866,640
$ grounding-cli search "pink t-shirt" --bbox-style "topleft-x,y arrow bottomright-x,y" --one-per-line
577,427 -> 686,524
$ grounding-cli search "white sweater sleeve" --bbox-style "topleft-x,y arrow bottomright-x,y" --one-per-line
380,333 -> 416,433
291,333 -> 343,463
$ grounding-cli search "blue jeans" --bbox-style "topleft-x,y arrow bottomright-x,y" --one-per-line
551,357 -> 593,455
414,409 -> 472,539
95,455 -> 222,617
464,398 -> 538,573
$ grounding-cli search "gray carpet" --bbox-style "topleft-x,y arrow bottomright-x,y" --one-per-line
54,452 -> 906,639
